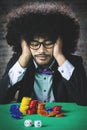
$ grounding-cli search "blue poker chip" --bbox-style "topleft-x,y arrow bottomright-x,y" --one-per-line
9,104 -> 23,119
10,105 -> 19,112
45,107 -> 53,113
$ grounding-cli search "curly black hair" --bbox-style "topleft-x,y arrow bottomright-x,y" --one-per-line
5,0 -> 80,55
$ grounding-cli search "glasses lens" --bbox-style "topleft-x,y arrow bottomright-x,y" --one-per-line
44,41 -> 54,48
30,41 -> 40,50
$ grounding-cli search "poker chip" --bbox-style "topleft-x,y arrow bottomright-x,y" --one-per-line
37,103 -> 45,110
20,106 -> 29,115
19,97 -> 31,115
37,109 -> 49,116
10,104 -> 23,119
27,107 -> 37,114
20,97 -> 31,106
56,112 -> 64,117
52,106 -> 62,112
48,111 -> 58,117
9,96 -> 64,121
37,102 -> 49,116
46,107 -> 53,113
29,100 -> 38,108
34,120 -> 42,128
27,100 -> 38,114
24,120 -> 32,127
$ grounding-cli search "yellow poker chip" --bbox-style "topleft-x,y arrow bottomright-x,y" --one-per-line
20,102 -> 29,106
21,97 -> 31,102
20,97 -> 31,106
19,97 -> 32,115
21,97 -> 31,105
20,106 -> 29,110
20,97 -> 38,115
19,109 -> 26,115
19,107 -> 29,115
20,110 -> 27,115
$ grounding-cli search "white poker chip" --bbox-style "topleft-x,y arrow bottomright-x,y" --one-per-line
24,119 -> 32,127
34,120 -> 42,128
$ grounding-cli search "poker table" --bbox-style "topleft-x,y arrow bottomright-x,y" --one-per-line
0,102 -> 87,130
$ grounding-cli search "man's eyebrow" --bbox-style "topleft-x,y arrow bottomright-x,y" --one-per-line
32,39 -> 52,42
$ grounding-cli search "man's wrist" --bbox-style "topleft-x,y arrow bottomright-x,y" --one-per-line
58,60 -> 75,80
56,54 -> 66,66
8,61 -> 27,85
18,54 -> 30,68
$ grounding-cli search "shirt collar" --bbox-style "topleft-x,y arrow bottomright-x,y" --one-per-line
33,59 -> 55,70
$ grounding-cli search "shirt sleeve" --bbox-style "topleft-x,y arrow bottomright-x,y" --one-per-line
8,61 -> 27,85
58,60 -> 75,80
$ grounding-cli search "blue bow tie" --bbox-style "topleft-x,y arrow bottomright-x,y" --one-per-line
36,68 -> 54,75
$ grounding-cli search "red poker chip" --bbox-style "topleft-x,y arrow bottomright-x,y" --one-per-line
27,108 -> 37,114
29,100 -> 38,108
52,106 -> 62,111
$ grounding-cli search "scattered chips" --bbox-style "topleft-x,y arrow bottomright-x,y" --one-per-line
46,107 -> 53,113
56,112 -> 64,117
52,106 -> 62,112
10,104 -> 23,119
48,111 -> 58,117
9,97 -> 64,119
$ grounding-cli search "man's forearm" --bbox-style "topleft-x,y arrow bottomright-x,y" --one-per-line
8,61 -> 27,85
58,60 -> 75,80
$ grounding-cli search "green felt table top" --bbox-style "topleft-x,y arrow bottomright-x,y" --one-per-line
0,102 -> 87,130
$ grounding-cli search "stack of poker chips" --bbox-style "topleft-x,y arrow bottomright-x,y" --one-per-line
10,104 -> 23,119
19,97 -> 31,115
37,103 -> 49,116
27,100 -> 38,114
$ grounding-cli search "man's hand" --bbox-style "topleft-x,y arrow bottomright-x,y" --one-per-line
18,40 -> 32,67
53,37 -> 66,66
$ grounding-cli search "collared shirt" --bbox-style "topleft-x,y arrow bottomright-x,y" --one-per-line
33,60 -> 55,102
34,72 -> 55,102
8,60 -> 74,102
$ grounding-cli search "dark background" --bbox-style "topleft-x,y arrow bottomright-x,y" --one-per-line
0,0 -> 87,79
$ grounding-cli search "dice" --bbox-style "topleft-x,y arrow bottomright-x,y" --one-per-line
24,119 -> 32,127
34,120 -> 42,128
24,119 -> 42,128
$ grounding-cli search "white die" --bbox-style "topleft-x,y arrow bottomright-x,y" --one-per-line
24,120 -> 32,127
34,120 -> 42,128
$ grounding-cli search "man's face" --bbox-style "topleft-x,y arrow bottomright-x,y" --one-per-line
29,37 -> 54,67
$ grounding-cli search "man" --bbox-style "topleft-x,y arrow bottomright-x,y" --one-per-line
0,0 -> 87,105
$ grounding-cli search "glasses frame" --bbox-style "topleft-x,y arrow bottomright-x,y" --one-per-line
29,40 -> 54,50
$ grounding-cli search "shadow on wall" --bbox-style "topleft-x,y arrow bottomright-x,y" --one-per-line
0,39 -> 13,79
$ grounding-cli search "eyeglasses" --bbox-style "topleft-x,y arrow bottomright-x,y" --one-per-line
29,40 -> 54,50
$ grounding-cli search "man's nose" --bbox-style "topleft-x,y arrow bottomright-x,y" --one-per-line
39,44 -> 46,52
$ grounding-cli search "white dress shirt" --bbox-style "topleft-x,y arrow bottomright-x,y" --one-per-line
8,60 -> 74,102
8,60 -> 74,85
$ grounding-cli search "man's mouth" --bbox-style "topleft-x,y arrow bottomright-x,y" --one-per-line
35,54 -> 50,60
36,55 -> 47,59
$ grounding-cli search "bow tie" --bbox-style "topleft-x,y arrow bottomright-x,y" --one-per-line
36,68 -> 54,75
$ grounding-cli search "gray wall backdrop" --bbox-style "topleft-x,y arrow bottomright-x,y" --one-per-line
0,0 -> 87,79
